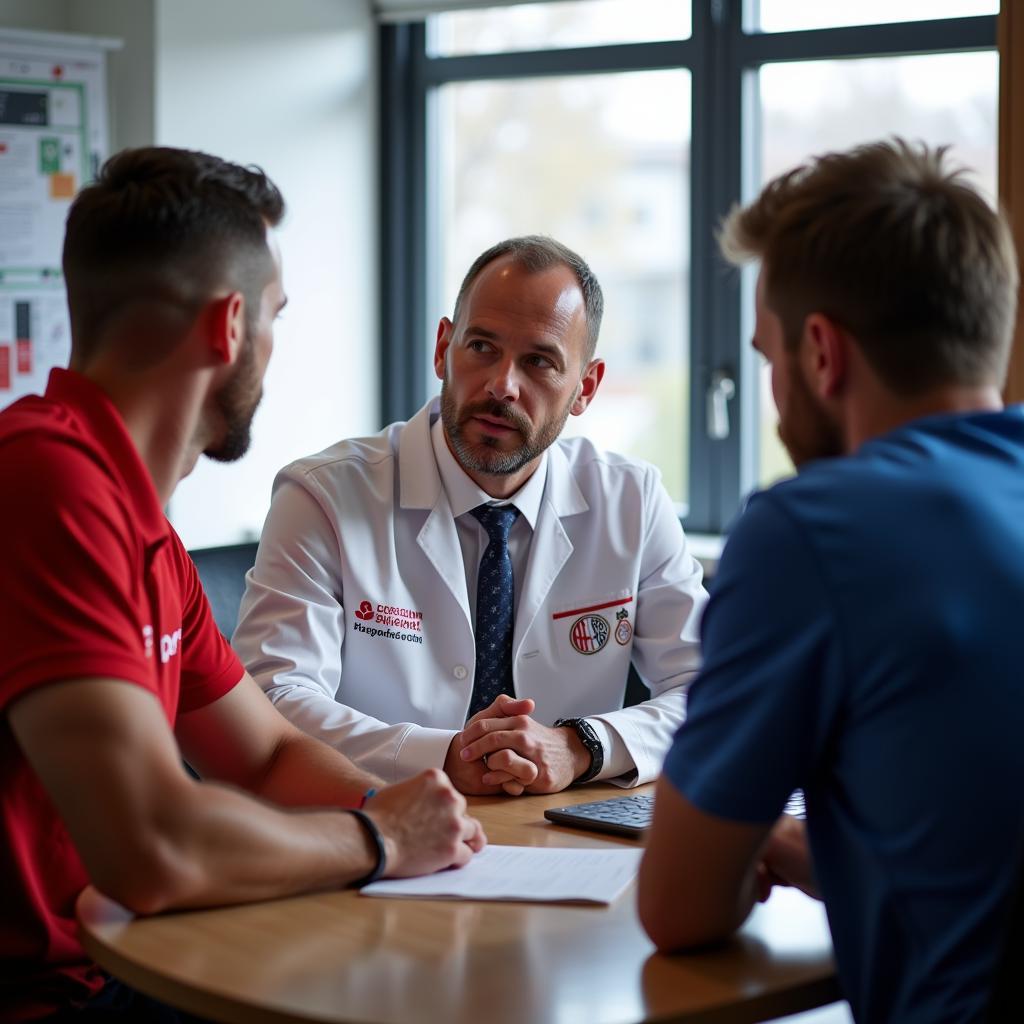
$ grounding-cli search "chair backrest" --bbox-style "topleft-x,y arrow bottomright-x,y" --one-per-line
188,541 -> 259,639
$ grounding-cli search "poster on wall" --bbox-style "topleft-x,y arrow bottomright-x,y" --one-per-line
0,30 -> 114,410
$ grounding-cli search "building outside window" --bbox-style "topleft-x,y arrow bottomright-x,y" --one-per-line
380,0 -> 998,533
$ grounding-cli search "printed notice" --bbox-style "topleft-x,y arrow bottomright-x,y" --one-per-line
361,844 -> 642,905
0,38 -> 110,409
0,293 -> 69,397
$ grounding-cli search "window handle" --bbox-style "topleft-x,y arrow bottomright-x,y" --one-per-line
707,370 -> 736,441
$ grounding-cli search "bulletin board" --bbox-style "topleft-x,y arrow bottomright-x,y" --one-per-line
0,29 -> 115,409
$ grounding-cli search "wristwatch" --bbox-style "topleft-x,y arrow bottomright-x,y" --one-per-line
554,717 -> 604,784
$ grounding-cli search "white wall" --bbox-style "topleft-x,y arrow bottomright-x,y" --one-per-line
66,0 -> 155,151
155,0 -> 379,547
0,0 -> 380,549
0,0 -> 68,32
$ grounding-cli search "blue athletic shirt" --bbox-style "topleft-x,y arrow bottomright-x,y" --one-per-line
664,407 -> 1024,1023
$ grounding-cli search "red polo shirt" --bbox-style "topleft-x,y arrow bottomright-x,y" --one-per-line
0,369 -> 244,1020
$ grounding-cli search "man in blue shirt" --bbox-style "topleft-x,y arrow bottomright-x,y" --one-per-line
639,139 -> 1024,1023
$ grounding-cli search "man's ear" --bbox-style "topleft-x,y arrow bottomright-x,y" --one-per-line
802,313 -> 846,399
207,292 -> 246,365
570,358 -> 605,416
434,317 -> 454,381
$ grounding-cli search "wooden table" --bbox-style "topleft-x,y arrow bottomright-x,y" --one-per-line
77,785 -> 839,1024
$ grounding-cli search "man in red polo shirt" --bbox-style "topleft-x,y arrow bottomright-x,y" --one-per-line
0,147 -> 485,1022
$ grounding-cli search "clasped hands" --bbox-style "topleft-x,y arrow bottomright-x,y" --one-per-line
443,694 -> 591,796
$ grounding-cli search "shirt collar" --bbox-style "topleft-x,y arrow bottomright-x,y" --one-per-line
44,368 -> 169,550
430,413 -> 548,530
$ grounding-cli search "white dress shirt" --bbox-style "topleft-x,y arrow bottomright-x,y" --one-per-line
430,416 -> 632,779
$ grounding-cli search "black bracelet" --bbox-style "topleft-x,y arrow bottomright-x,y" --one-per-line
348,809 -> 387,888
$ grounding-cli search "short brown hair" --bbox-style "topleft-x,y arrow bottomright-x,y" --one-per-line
64,146 -> 285,363
720,138 -> 1019,394
452,235 -> 604,362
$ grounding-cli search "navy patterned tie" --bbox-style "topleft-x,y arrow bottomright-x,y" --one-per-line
468,503 -> 520,719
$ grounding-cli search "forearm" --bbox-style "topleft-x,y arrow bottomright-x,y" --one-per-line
117,778 -> 380,914
640,853 -> 760,952
266,685 -> 447,784
11,678 -> 468,920
252,729 -> 382,808
711,869 -> 760,944
639,779 -> 769,952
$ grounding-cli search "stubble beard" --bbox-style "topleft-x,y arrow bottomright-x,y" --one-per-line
779,354 -> 844,468
440,376 -> 573,477
205,331 -> 263,463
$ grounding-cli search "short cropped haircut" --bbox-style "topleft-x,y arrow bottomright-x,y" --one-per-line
63,146 -> 285,362
719,138 -> 1019,395
452,235 -> 604,361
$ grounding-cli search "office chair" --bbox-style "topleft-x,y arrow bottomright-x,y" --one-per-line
183,542 -> 259,781
188,541 -> 259,639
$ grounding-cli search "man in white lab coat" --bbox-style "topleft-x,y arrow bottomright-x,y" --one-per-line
234,236 -> 707,795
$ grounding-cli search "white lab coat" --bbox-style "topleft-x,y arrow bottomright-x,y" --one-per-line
235,400 -> 707,785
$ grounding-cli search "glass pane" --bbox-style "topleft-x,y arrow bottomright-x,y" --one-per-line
753,50 -> 998,487
432,70 -> 691,506
429,0 -> 690,57
753,0 -> 998,34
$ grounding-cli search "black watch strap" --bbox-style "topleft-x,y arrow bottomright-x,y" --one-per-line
554,717 -> 604,784
348,809 -> 387,887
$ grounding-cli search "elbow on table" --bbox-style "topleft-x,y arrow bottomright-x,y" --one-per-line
639,878 -> 737,954
641,901 -> 696,954
641,907 -> 737,954
89,835 -> 204,917
639,873 -> 687,953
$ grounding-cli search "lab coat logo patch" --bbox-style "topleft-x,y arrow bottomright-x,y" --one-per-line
355,600 -> 375,621
614,608 -> 632,645
570,614 -> 610,655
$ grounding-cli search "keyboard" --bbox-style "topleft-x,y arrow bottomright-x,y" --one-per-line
544,794 -> 655,838
544,790 -> 806,839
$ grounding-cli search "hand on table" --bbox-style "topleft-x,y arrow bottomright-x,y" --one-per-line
443,696 -> 537,796
365,768 -> 485,877
453,694 -> 592,796
755,814 -> 820,902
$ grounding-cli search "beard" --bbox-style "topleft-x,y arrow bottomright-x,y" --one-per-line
440,377 -> 574,478
778,354 -> 844,467
205,331 -> 263,463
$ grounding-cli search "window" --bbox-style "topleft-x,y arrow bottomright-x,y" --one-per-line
430,0 -> 690,55
380,1 -> 998,532
755,49 -> 998,485
433,69 -> 691,501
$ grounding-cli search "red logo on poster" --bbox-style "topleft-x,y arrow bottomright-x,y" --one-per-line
16,339 -> 31,374
52,65 -> 64,79
0,346 -> 10,390
355,600 -> 375,621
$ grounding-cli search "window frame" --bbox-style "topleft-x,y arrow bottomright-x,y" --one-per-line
379,2 -> 997,534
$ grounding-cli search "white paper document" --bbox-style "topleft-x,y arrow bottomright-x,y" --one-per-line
361,844 -> 642,905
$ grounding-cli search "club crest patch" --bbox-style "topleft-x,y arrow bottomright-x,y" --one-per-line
614,607 -> 632,645
570,614 -> 610,655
